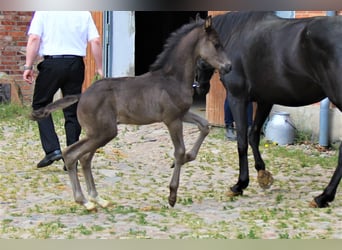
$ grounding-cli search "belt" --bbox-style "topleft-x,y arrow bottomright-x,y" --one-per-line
43,55 -> 82,59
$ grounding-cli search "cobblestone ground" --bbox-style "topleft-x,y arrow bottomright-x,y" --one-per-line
0,113 -> 342,239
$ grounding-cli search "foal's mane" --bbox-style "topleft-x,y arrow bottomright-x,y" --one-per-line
149,20 -> 203,72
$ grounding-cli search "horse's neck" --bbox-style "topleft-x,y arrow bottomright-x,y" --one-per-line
175,59 -> 197,84
168,31 -> 199,85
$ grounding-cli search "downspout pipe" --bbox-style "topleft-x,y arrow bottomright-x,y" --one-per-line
319,97 -> 330,147
318,11 -> 336,147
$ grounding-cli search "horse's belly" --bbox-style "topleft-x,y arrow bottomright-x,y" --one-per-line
253,88 -> 325,106
116,107 -> 163,125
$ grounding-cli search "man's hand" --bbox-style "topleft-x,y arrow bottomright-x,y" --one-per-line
23,69 -> 34,84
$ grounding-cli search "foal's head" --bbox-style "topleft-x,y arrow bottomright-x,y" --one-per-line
194,58 -> 215,95
192,16 -> 231,95
197,16 -> 231,75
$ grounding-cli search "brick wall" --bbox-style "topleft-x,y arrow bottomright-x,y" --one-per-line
295,11 -> 326,18
296,11 -> 342,18
0,11 -> 33,104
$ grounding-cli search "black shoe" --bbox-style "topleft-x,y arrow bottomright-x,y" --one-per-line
225,126 -> 237,141
37,149 -> 63,168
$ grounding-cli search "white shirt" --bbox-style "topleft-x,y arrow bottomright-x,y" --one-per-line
28,11 -> 100,57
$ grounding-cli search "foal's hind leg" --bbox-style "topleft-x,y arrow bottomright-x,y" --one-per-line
64,128 -> 117,210
181,111 -> 210,163
165,119 -> 186,207
63,139 -> 96,210
80,152 -> 110,208
249,103 -> 274,189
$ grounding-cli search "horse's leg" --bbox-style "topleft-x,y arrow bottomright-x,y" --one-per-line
79,123 -> 118,210
226,95 -> 250,196
181,111 -> 210,163
310,100 -> 342,207
249,103 -> 274,189
63,139 -> 97,210
309,100 -> 342,208
311,144 -> 342,207
80,152 -> 110,208
64,126 -> 117,210
165,119 -> 186,207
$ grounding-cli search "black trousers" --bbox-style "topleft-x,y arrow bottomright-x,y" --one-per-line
32,57 -> 84,154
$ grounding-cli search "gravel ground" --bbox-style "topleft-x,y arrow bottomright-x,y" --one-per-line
0,110 -> 341,239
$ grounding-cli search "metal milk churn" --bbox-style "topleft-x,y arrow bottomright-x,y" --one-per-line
265,112 -> 296,145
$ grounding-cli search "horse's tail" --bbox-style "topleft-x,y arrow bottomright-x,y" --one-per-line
30,94 -> 81,121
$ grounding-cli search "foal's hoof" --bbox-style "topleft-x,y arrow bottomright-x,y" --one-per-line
96,197 -> 110,208
84,201 -> 97,211
89,196 -> 110,208
257,170 -> 274,189
168,196 -> 177,207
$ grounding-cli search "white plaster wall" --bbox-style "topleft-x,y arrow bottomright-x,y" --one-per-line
111,11 -> 135,77
271,105 -> 342,143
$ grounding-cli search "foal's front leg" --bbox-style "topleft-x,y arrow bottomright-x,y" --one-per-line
181,111 -> 210,163
166,119 -> 186,207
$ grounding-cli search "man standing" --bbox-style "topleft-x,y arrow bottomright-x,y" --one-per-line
23,11 -> 103,169
224,98 -> 253,141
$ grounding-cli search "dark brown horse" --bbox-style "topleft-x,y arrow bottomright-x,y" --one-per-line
196,11 -> 342,208
30,16 -> 231,211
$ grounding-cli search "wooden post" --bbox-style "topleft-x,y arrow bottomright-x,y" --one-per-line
206,11 -> 228,126
82,11 -> 103,92
206,71 -> 226,126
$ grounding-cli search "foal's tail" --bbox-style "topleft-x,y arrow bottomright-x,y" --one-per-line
30,94 -> 81,121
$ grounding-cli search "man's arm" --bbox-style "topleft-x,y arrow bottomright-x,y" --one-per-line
89,37 -> 103,77
23,34 -> 40,84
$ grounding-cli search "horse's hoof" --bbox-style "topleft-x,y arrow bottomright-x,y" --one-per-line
84,201 -> 97,211
309,199 -> 329,208
226,190 -> 242,197
309,200 -> 319,208
168,196 -> 176,207
257,170 -> 274,189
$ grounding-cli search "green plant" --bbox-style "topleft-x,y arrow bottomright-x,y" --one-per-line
0,103 -> 30,120
136,213 -> 148,225
279,232 -> 290,239
294,130 -> 310,143
77,224 -> 92,236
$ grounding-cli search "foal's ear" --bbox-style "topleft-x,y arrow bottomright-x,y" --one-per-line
204,16 -> 212,31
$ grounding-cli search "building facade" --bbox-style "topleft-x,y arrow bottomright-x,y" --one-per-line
0,11 -> 341,143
